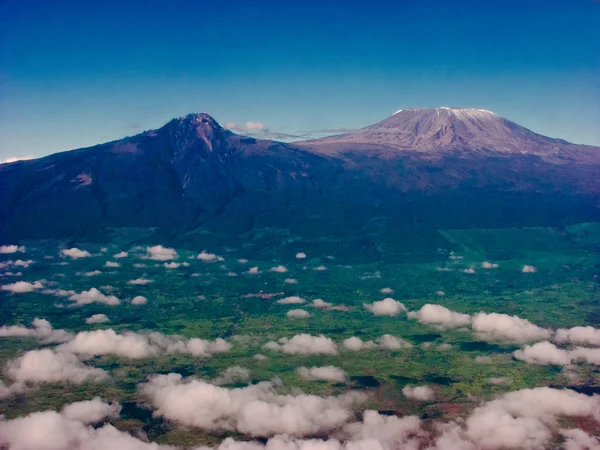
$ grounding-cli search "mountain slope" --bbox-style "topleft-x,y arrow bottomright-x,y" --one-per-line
300,107 -> 598,161
0,110 -> 599,245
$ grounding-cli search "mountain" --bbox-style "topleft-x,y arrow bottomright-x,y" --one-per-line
300,107 -> 598,161
1,109 -> 599,253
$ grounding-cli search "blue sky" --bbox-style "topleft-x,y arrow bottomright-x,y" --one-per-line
1,0 -> 599,160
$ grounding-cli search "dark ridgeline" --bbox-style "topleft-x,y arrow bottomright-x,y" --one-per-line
0,109 -> 598,246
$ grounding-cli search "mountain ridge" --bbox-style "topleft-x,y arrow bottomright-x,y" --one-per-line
0,109 -> 598,244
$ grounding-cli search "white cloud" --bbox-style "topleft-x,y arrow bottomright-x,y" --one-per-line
380,287 -> 394,294
61,397 -> 120,423
1,280 -> 43,293
163,262 -> 180,269
462,387 -> 600,450
311,299 -> 333,308
407,304 -> 471,329
463,267 -> 476,274
402,385 -> 434,401
263,334 -> 338,355
561,428 -> 600,450
224,120 -> 265,132
131,295 -> 148,305
472,312 -> 552,343
270,265 -> 288,273
139,373 -> 365,437
85,314 -> 109,324
556,326 -> 600,347
1,154 -> 34,163
69,288 -> 120,306
0,401 -> 174,450
364,298 -> 406,316
376,334 -> 412,350
247,266 -> 260,274
342,337 -> 376,351
277,296 -> 306,304
296,252 -> 307,259
284,278 -> 298,284
522,265 -> 537,273
60,248 -> 92,259
104,261 -> 120,268
287,309 -> 310,319
113,251 -> 128,258
145,245 -> 178,261
481,261 -> 499,269
514,341 -> 600,366
314,265 -> 327,271
0,318 -> 72,343
127,277 -> 153,285
0,259 -> 34,269
84,270 -> 101,276
212,366 -> 251,385
297,366 -> 347,382
197,251 -> 224,262
0,245 -> 25,254
58,329 -> 232,359
6,349 -> 108,384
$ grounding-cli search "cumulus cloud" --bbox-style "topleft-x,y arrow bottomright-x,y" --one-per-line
69,288 -> 120,306
60,248 -> 92,259
514,341 -> 600,366
311,299 -> 333,308
263,334 -> 338,355
463,267 -> 476,274
481,261 -> 499,269
376,334 -> 413,350
287,309 -> 310,319
61,397 -> 120,423
402,385 -> 434,401
212,366 -> 251,385
0,245 -> 25,254
1,280 -> 43,293
84,270 -> 101,276
472,312 -> 552,343
113,251 -> 128,258
247,266 -> 260,274
522,265 -> 537,273
104,261 -> 120,268
363,298 -> 406,316
295,252 -> 307,259
139,373 -> 365,437
0,318 -> 72,343
342,336 -> 375,351
198,251 -> 224,262
128,277 -> 153,285
313,265 -> 327,271
224,120 -> 265,132
380,287 -> 394,294
163,262 -> 180,269
6,349 -> 108,384
146,245 -> 178,261
131,295 -> 148,305
0,400 -> 173,450
556,326 -> 600,347
407,304 -> 471,329
297,366 -> 347,382
284,278 -> 297,284
461,387 -> 600,449
277,296 -> 306,305
0,259 -> 34,269
270,265 -> 288,273
58,329 -> 232,359
85,314 -> 109,324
